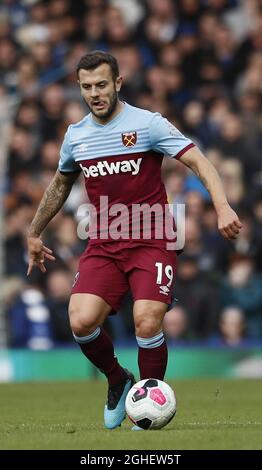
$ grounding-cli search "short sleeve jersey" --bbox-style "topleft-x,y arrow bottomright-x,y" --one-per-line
59,103 -> 194,245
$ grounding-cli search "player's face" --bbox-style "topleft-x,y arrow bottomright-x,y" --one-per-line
78,64 -> 122,122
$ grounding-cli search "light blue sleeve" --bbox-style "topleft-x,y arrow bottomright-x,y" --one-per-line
149,113 -> 194,159
58,126 -> 80,173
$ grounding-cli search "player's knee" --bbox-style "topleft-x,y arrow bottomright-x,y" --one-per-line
134,304 -> 164,338
70,319 -> 98,337
135,317 -> 162,338
69,306 -> 99,337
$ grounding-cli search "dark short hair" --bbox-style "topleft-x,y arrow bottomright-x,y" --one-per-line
76,51 -> 119,81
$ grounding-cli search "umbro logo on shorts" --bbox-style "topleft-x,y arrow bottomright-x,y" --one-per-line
79,158 -> 142,178
159,285 -> 170,295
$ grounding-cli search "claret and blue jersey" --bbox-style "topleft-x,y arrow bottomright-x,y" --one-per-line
58,103 -> 194,243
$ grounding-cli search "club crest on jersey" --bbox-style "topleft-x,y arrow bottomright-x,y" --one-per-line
122,131 -> 137,147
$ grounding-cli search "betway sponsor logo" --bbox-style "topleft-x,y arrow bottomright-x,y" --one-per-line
79,158 -> 142,178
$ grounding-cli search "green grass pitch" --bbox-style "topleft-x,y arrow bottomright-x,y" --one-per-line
0,379 -> 261,450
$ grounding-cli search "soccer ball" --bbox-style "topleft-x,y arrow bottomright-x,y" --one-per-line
125,378 -> 176,430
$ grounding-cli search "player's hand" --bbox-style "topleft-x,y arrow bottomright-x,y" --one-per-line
217,204 -> 242,240
27,236 -> 55,276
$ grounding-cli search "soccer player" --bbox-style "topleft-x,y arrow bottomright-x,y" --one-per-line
27,51 -> 242,430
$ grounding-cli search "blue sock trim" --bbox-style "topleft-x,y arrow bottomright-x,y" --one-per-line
136,332 -> 165,349
73,327 -> 101,344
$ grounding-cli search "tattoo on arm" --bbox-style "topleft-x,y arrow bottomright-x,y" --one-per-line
28,171 -> 80,237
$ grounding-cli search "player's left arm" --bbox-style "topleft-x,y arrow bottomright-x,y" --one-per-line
179,146 -> 242,240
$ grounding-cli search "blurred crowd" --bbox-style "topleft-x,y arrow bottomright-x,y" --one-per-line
1,0 -> 262,349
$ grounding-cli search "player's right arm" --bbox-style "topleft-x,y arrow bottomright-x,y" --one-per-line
27,170 -> 79,275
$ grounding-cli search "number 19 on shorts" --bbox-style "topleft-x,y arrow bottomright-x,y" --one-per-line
155,262 -> 173,295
